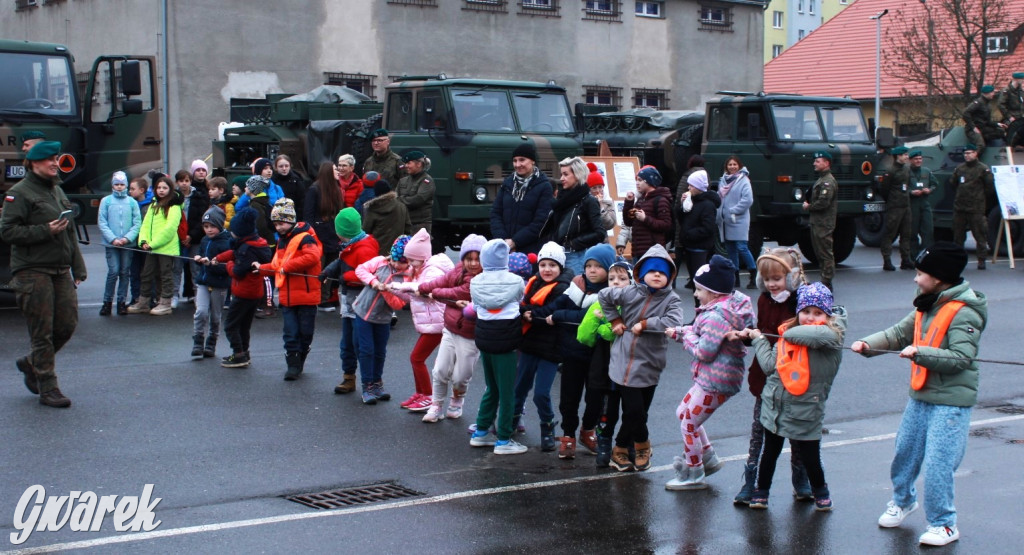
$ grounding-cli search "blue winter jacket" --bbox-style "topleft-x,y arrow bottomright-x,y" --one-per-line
98,193 -> 142,246
194,230 -> 232,289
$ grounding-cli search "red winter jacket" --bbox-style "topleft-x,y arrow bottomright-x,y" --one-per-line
419,262 -> 479,339
339,234 -> 380,288
258,222 -> 323,307
340,175 -> 365,209
215,236 -> 273,299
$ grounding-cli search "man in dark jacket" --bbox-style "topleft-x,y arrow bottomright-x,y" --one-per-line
623,165 -> 673,261
490,142 -> 553,256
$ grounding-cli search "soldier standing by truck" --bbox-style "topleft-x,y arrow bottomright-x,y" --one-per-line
880,146 -> 914,271
396,151 -> 436,233
802,152 -> 838,291
998,72 -> 1024,125
361,129 -> 404,186
907,150 -> 936,259
963,85 -> 1005,153
950,144 -> 994,270
19,131 -> 46,154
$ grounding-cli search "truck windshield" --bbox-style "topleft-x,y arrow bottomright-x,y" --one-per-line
513,92 -> 574,133
771,105 -> 822,141
452,89 -> 515,132
820,106 -> 870,142
0,52 -> 77,116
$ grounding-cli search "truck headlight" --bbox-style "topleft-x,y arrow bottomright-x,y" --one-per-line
793,188 -> 803,201
865,189 -> 875,200
474,186 -> 487,202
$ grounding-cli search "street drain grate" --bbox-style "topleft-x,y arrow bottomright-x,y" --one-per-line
285,483 -> 423,510
995,405 -> 1024,415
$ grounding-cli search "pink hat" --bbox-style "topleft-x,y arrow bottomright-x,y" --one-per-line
190,159 -> 208,174
404,228 -> 433,261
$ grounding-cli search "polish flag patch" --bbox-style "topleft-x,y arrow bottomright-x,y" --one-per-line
4,195 -> 15,203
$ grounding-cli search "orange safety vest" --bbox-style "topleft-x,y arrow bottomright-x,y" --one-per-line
521,276 -> 559,334
775,321 -> 819,396
910,300 -> 966,390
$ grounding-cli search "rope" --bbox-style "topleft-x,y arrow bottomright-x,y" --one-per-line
106,244 -> 338,282
758,332 -> 1024,367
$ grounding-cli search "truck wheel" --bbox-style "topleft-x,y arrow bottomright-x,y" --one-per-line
987,208 -> 1024,256
797,219 -> 857,265
856,213 -> 886,248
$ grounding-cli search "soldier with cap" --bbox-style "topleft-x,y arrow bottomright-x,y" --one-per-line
949,144 -> 994,270
396,151 -> 435,233
998,72 -> 1024,125
963,85 -> 1005,153
361,129 -> 404,186
0,141 -> 87,408
19,130 -> 46,154
880,146 -> 914,271
907,150 -> 937,258
802,151 -> 838,290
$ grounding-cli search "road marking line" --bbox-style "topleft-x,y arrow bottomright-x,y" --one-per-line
7,413 -> 1023,553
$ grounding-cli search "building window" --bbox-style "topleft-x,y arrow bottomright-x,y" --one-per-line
633,88 -> 669,109
584,85 -> 622,108
698,5 -> 732,31
809,0 -> 815,15
519,0 -> 559,16
797,0 -> 803,13
386,0 -> 438,6
772,10 -> 783,28
986,35 -> 1009,54
772,44 -> 783,58
323,72 -> 378,99
798,29 -> 805,40
464,0 -> 508,11
635,1 -> 662,17
15,0 -> 39,10
583,0 -> 622,22
839,0 -> 847,4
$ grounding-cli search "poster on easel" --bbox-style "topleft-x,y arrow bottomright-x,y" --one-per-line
582,156 -> 640,244
990,162 -> 1024,268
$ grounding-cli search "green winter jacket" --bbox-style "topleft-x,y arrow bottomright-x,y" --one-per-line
0,171 -> 87,279
139,203 -> 182,255
858,281 -> 986,407
577,301 -> 616,347
753,307 -> 846,441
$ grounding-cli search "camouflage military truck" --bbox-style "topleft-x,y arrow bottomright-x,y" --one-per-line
857,122 -> 1024,255
0,39 -> 162,288
582,92 -> 883,264
212,76 -> 581,250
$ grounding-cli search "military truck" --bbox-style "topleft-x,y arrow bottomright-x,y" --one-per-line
582,92 -> 883,263
212,76 -> 581,249
0,39 -> 162,288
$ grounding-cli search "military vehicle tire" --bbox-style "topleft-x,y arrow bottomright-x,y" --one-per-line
798,218 -> 856,265
855,212 -> 886,248
987,208 -> 1024,256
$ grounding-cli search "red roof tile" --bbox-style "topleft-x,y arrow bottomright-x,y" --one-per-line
764,0 -> 1024,99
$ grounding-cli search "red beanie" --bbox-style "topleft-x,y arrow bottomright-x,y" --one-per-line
586,162 -> 605,188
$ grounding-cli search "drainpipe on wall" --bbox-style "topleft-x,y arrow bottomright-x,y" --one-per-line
161,0 -> 169,174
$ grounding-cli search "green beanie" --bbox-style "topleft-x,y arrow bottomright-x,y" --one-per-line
335,207 -> 362,238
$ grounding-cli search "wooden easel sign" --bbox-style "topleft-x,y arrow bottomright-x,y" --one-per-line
991,162 -> 1024,268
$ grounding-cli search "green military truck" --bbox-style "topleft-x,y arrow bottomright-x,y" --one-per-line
1,39 -> 162,288
582,92 -> 883,263
212,76 -> 581,249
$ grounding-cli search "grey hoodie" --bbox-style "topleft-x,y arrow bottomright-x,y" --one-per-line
471,239 -> 526,353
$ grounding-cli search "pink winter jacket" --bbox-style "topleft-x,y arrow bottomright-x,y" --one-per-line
390,253 -> 453,334
418,262 -> 480,339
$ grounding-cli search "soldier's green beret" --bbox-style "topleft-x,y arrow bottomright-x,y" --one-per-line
371,128 -> 390,138
1013,72 -> 1024,79
908,150 -> 923,158
20,130 -> 46,143
813,151 -> 832,162
25,140 -> 61,161
891,146 -> 909,156
964,143 -> 978,152
980,84 -> 995,93
402,150 -> 426,163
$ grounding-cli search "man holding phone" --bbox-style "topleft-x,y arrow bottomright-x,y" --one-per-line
0,140 -> 87,408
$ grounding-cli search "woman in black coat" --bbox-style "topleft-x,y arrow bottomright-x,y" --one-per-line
489,142 -> 553,256
542,156 -> 606,276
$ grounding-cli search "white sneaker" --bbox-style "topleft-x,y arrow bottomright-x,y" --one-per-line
170,296 -> 179,309
494,439 -> 528,455
878,500 -> 919,528
919,525 -> 959,546
469,430 -> 498,447
446,395 -> 465,420
422,403 -> 445,423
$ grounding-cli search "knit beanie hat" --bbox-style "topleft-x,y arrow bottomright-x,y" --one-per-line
796,282 -> 833,316
640,257 -> 673,286
363,171 -> 381,186
191,159 -> 208,174
202,206 -> 227,231
111,171 -> 128,187
245,176 -> 267,195
391,235 -> 411,263
508,252 -> 534,280
537,241 -> 566,268
270,198 -> 297,224
693,254 -> 736,295
481,239 -> 510,272
253,158 -> 273,175
460,233 -> 486,260
230,207 -> 258,238
231,175 -> 249,192
404,228 -> 432,262
586,162 -> 605,188
609,260 -> 633,283
512,142 -> 538,162
373,179 -> 391,197
584,243 -> 615,272
637,165 -> 663,187
687,169 -> 709,192
915,241 -> 968,285
334,207 -> 362,238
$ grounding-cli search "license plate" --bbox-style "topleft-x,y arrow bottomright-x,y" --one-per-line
5,164 -> 26,179
863,203 -> 885,212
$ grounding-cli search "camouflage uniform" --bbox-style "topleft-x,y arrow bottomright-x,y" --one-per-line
880,161 -> 913,266
0,171 -> 87,395
950,159 -> 994,262
362,149 -> 404,188
396,170 -> 436,233
962,95 -> 1001,151
807,169 -> 838,284
908,164 -> 937,258
998,82 -> 1023,124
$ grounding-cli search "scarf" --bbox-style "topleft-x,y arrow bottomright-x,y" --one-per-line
718,167 -> 748,199
511,167 -> 539,202
341,231 -> 368,249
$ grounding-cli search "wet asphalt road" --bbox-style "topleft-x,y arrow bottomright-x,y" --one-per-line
1,233 -> 1023,553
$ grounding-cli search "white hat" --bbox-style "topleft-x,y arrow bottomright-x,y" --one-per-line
537,241 -> 566,268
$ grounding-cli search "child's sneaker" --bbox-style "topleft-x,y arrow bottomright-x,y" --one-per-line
370,381 -> 391,401
919,525 -> 959,546
579,429 -> 598,455
422,402 -> 445,423
446,394 -> 465,420
407,396 -> 432,412
400,393 -> 421,409
702,447 -> 723,476
469,429 -> 498,447
558,436 -> 577,459
814,494 -> 833,512
609,446 -> 634,472
220,352 -> 250,368
878,500 -> 918,528
749,490 -> 769,510
494,439 -> 528,455
361,388 -> 378,405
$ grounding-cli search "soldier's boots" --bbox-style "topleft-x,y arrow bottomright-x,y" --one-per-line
39,388 -> 71,408
900,260 -> 915,270
127,296 -> 152,314
150,298 -> 173,316
99,302 -> 112,316
882,258 -> 896,271
16,357 -> 40,395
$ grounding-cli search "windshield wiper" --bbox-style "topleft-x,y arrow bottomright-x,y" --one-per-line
0,109 -> 74,126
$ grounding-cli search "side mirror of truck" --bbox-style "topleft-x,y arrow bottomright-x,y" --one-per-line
121,60 -> 142,97
123,99 -> 143,115
875,127 -> 895,149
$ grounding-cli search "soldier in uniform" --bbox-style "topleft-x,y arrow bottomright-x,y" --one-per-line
949,144 -> 994,270
907,150 -> 937,258
396,150 -> 436,233
19,130 -> 46,154
997,72 -> 1024,125
880,146 -> 914,271
0,141 -> 87,408
361,129 -> 404,186
962,85 -> 1005,153
802,151 -> 838,290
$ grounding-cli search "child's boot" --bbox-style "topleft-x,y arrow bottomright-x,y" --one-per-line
609,446 -> 634,472
334,374 -> 356,394
702,446 -> 723,476
678,463 -> 707,489
127,296 -> 151,314
203,335 -> 218,358
558,436 -> 576,459
372,381 -> 391,401
666,456 -> 691,490
792,459 -> 813,501
116,301 -> 128,315
540,421 -> 557,452
633,441 -> 653,471
813,484 -> 833,512
749,488 -> 770,509
191,335 -> 205,359
733,462 -> 758,505
284,352 -> 302,381
595,435 -> 613,468
361,383 -> 377,405
299,347 -> 310,370
579,428 -> 598,455
99,302 -> 112,316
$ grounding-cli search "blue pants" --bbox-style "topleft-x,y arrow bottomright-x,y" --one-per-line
281,305 -> 317,354
513,351 -> 559,424
340,316 -> 358,375
890,398 -> 972,528
564,250 -> 586,278
103,247 -> 133,304
353,316 -> 390,385
726,240 -> 757,272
